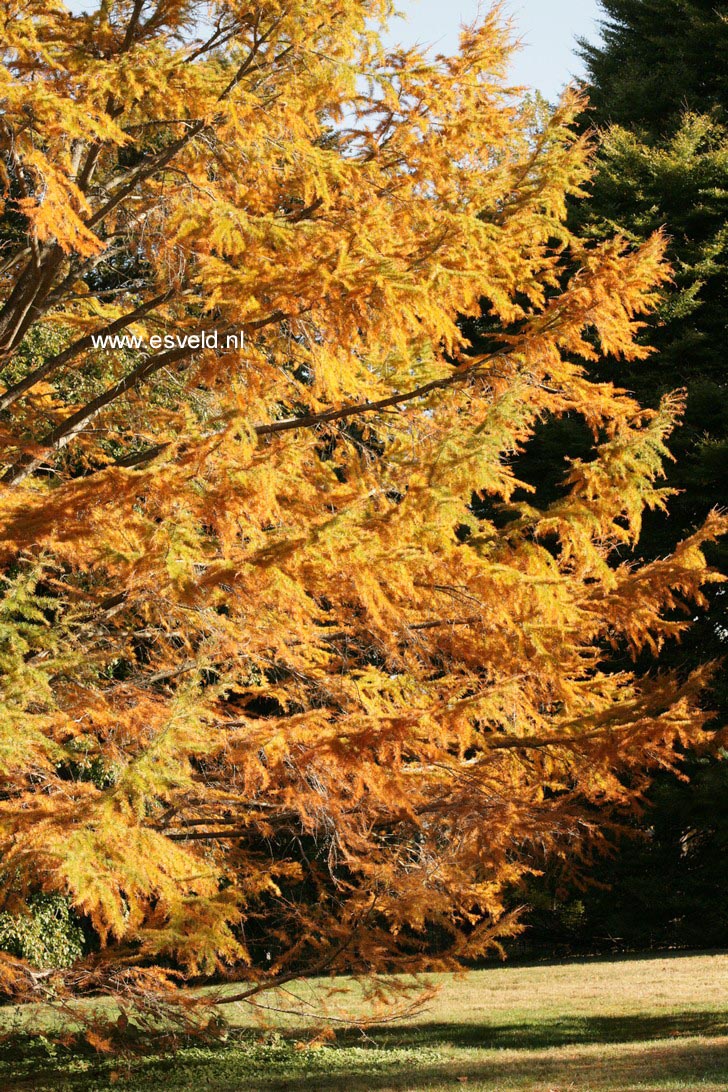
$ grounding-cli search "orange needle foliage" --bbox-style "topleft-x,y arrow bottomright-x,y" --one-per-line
0,0 -> 724,1014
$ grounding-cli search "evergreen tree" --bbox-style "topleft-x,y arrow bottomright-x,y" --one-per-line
579,0 -> 728,133
515,0 -> 728,956
576,0 -> 727,501
575,0 -> 727,682
573,112 -> 727,591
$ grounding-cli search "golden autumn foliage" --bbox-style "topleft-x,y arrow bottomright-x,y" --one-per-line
0,0 -> 725,1015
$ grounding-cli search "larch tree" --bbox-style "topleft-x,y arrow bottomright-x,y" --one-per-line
0,0 -> 724,1023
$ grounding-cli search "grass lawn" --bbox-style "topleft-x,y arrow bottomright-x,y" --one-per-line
1,950 -> 727,1090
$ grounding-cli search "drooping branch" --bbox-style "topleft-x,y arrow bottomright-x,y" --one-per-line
8,347 -> 508,480
255,350 -> 509,436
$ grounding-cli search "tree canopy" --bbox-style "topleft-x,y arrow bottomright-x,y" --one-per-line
513,0 -> 728,957
0,0 -> 724,1020
578,0 -> 728,134
574,0 -> 727,703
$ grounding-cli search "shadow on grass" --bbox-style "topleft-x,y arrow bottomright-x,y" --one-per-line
2,1011 -> 728,1091
343,1009 -> 728,1051
500,947 -> 728,969
11,1032 -> 727,1092
254,1037 -> 728,1092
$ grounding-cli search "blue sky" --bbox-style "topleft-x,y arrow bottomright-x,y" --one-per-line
387,1 -> 604,100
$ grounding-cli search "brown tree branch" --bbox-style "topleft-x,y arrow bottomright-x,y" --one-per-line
0,16 -> 286,361
83,15 -> 285,232
1,311 -> 285,485
0,290 -> 173,411
40,349 -> 507,479
1,343 -> 195,485
76,0 -> 150,192
255,351 -> 507,436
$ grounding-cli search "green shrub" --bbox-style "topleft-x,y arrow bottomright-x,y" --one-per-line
0,894 -> 85,969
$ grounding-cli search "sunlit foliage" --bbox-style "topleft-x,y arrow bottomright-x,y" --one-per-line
0,0 -> 724,1017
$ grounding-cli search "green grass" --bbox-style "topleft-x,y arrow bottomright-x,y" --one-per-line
1,950 -> 727,1090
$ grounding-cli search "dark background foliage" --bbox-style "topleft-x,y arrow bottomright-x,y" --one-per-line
504,0 -> 728,956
